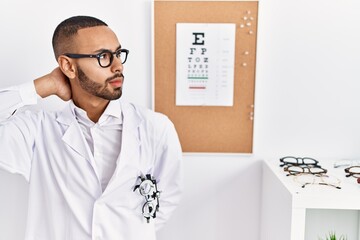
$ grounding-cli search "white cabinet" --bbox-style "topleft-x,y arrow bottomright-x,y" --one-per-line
260,159 -> 360,240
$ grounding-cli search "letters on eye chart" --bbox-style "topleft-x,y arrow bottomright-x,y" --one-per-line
176,23 -> 236,107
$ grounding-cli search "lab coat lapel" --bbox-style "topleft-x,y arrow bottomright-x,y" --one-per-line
56,104 -> 94,165
105,102 -> 142,193
118,102 -> 142,167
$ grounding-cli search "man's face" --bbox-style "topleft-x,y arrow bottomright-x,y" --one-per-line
71,26 -> 125,100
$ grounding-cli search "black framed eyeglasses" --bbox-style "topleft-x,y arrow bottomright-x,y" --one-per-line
344,166 -> 360,178
280,156 -> 319,167
344,166 -> 360,184
64,48 -> 129,68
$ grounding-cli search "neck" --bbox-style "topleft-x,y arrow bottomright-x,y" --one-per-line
72,95 -> 109,123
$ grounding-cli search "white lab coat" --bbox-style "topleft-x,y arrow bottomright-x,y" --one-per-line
0,83 -> 183,240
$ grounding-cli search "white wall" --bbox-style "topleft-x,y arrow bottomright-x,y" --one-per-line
1,0 -> 360,239
157,155 -> 262,240
254,0 -> 360,159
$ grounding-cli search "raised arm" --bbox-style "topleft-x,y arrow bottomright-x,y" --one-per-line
34,67 -> 71,100
0,67 -> 71,120
0,67 -> 71,181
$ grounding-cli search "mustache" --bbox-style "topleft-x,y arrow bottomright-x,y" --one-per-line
106,73 -> 124,82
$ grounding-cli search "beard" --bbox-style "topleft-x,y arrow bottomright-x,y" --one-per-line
77,67 -> 123,100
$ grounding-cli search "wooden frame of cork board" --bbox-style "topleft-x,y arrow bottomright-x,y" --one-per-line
153,0 -> 258,153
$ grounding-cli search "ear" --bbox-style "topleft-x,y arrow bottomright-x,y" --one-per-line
57,55 -> 76,79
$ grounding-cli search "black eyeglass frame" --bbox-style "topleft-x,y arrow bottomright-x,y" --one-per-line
279,156 -> 320,167
64,48 -> 129,68
283,164 -> 327,176
344,166 -> 360,178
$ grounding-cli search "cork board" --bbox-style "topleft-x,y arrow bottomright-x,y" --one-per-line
153,0 -> 258,153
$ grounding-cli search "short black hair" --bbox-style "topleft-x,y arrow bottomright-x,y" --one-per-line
52,16 -> 108,60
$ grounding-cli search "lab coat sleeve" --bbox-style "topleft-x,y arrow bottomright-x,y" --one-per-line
0,82 -> 38,120
153,117 -> 183,231
0,82 -> 39,181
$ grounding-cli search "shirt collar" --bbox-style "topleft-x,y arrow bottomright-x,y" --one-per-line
69,99 -> 123,127
99,99 -> 123,125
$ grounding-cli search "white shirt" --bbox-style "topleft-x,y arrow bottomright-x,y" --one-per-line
0,82 -> 183,240
71,101 -> 122,192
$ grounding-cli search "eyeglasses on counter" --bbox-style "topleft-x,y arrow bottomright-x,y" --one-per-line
344,166 -> 360,184
279,156 -> 320,167
279,156 -> 341,190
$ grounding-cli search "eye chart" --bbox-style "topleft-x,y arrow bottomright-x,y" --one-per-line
176,23 -> 236,106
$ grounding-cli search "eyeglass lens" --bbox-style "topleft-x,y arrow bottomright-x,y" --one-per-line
139,180 -> 155,196
98,49 -> 128,67
143,201 -> 156,217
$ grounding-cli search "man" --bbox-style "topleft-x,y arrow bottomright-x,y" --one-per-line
0,16 -> 182,240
